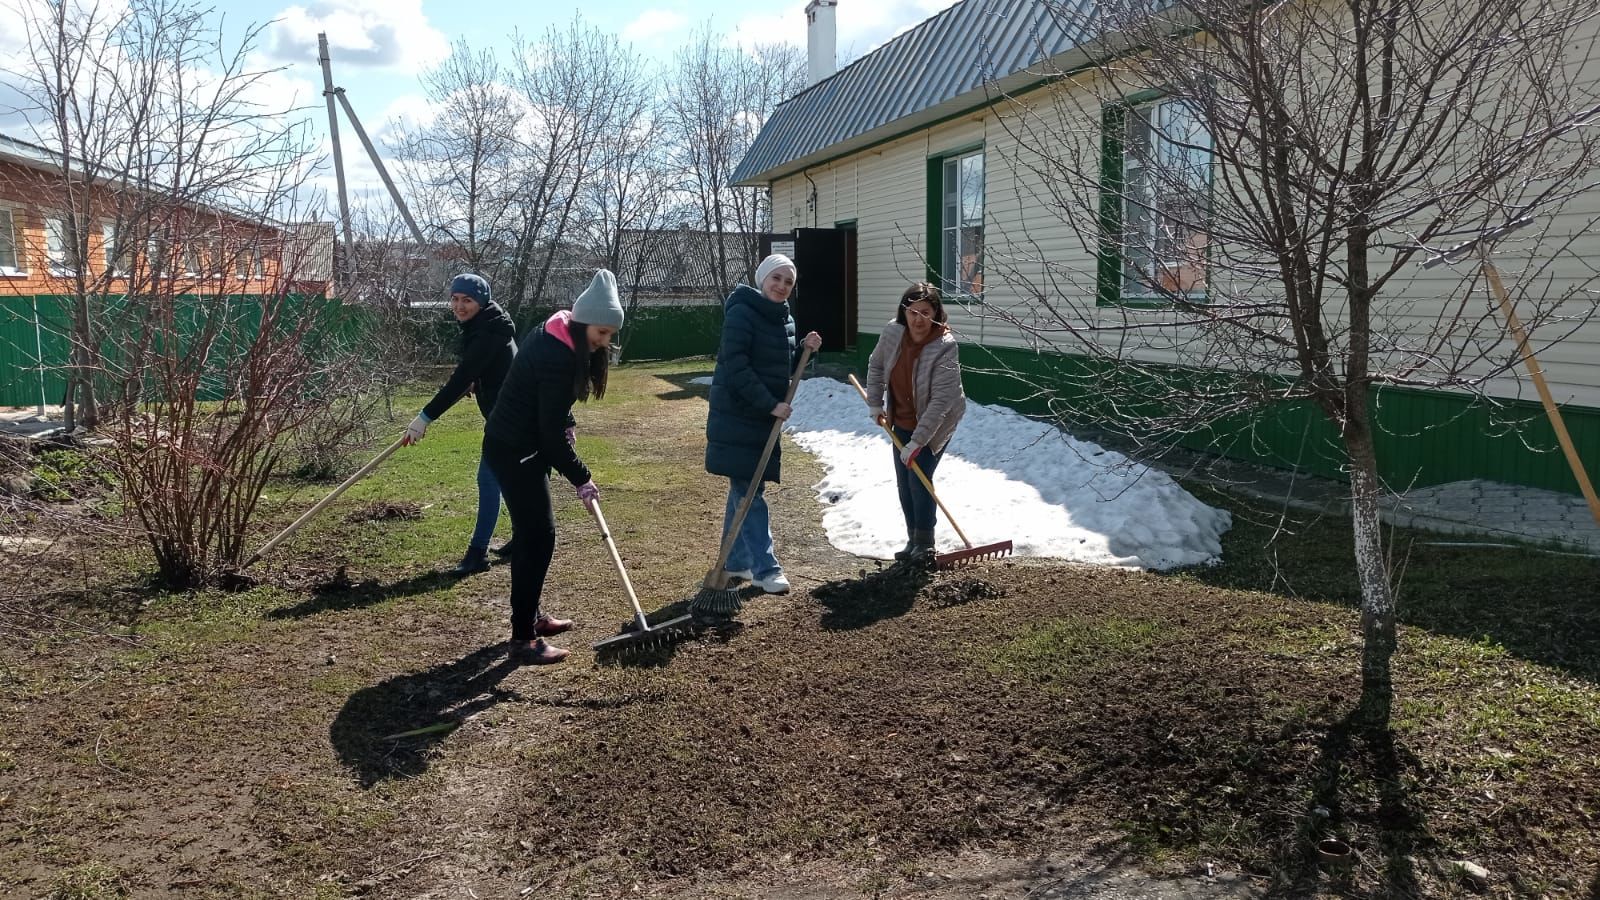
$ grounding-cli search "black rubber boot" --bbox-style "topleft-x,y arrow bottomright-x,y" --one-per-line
452,546 -> 490,577
906,529 -> 936,566
491,538 -> 515,559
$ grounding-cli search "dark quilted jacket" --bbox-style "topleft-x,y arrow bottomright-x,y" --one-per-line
705,284 -> 799,483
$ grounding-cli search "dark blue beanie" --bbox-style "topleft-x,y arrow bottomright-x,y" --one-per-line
450,273 -> 491,304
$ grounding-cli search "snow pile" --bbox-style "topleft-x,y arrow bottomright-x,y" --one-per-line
783,377 -> 1231,570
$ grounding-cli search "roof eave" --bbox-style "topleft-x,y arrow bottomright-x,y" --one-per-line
733,44 -> 1094,188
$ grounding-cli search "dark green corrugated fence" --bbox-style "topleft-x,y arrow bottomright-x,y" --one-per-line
0,294 -> 369,407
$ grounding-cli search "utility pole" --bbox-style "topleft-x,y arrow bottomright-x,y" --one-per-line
318,33 -> 354,295
318,33 -> 441,299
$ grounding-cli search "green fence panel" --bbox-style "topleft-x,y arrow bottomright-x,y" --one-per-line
0,293 -> 371,408
0,296 -> 72,408
619,304 -> 723,361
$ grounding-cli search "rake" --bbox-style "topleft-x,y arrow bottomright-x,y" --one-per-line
847,374 -> 1013,569
588,498 -> 695,655
689,344 -> 814,621
243,436 -> 406,570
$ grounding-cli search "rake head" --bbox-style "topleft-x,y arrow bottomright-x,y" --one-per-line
689,583 -> 743,624
592,613 -> 696,656
934,540 -> 1014,570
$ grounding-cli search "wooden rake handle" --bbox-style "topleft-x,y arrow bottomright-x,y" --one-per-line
245,436 -> 406,568
847,373 -> 974,550
706,344 -> 815,587
587,498 -> 651,633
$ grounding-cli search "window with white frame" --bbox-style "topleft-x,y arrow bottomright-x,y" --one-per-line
103,222 -> 131,276
45,216 -> 77,276
182,242 -> 202,276
939,149 -> 984,298
0,209 -> 19,274
1119,97 -> 1212,300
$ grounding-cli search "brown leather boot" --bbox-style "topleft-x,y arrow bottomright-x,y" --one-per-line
511,638 -> 569,665
534,614 -> 573,637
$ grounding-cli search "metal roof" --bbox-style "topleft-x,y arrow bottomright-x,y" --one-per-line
616,227 -> 759,293
733,0 -> 1098,186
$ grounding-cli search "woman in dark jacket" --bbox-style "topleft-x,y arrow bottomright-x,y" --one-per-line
482,269 -> 623,665
402,273 -> 517,577
705,253 -> 822,595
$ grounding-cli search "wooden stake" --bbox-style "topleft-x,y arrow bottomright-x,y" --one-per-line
1481,254 -> 1600,527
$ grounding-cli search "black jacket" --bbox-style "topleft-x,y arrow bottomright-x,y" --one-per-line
422,300 -> 516,421
483,319 -> 590,488
705,284 -> 798,483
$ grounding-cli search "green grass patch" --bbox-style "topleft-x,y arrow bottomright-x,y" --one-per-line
989,615 -> 1168,684
48,860 -> 127,900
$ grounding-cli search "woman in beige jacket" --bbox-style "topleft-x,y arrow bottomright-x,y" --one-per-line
864,282 -> 966,561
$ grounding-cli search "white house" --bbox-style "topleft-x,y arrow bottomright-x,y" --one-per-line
734,0 -> 1600,495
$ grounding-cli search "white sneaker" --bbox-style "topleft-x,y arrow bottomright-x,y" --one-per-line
723,568 -> 754,584
753,571 -> 790,594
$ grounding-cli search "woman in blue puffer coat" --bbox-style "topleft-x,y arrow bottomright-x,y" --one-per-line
704,253 -> 822,595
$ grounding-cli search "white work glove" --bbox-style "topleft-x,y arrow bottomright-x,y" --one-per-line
899,441 -> 922,466
402,413 -> 429,446
870,406 -> 885,427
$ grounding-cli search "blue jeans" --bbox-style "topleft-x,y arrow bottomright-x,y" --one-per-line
470,454 -> 503,551
893,426 -> 943,538
722,477 -> 780,577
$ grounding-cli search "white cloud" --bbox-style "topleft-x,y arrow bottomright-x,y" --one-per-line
622,9 -> 688,46
729,0 -> 961,65
264,0 -> 449,70
374,93 -> 440,140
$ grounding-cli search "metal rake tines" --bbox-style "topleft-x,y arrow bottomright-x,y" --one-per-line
934,541 -> 1015,569
690,587 -> 743,618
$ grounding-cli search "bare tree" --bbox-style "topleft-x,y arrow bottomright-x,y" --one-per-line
983,0 -> 1600,722
390,42 -> 524,288
6,0 -> 354,587
664,27 -> 806,297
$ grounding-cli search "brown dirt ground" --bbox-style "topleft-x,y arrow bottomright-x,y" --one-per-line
1,366 -> 1597,899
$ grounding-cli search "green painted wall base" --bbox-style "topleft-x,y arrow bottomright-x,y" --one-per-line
853,334 -> 1600,496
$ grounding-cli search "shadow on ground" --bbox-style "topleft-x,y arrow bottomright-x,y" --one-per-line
812,561 -> 934,630
1263,707 -> 1433,898
1182,486 -> 1600,684
329,644 -> 521,787
652,371 -> 714,402
267,568 -> 462,620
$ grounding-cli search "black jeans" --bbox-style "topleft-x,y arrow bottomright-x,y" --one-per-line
483,436 -> 558,641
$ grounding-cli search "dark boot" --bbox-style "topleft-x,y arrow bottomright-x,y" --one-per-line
510,638 -> 569,666
452,546 -> 490,577
907,529 -> 936,565
534,613 -> 573,636
491,538 -> 515,559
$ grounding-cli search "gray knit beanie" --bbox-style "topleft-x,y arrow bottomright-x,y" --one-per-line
571,269 -> 624,328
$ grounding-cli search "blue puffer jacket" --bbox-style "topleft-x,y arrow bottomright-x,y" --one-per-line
705,284 -> 799,483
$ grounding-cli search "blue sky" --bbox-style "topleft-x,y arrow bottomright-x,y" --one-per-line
2,0 -> 958,209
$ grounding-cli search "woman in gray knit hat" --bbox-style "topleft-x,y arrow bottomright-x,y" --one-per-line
481,269 -> 627,665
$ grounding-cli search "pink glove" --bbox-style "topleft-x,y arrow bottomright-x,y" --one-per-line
564,425 -> 576,448
576,480 -> 600,509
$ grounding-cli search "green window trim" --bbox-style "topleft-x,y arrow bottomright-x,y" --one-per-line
925,142 -> 986,303
1098,89 -> 1211,309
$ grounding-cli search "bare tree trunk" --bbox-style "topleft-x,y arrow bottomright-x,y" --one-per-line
1345,413 -> 1395,725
